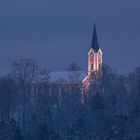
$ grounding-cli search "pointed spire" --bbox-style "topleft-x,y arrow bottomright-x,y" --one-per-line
91,24 -> 99,52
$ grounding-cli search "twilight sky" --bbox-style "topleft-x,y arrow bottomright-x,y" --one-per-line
0,0 -> 140,75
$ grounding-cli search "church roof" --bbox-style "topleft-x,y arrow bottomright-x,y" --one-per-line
91,24 -> 99,52
33,71 -> 87,84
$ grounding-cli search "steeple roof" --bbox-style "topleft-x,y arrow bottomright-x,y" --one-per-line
91,24 -> 99,52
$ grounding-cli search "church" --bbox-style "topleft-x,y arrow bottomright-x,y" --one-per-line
32,24 -> 103,103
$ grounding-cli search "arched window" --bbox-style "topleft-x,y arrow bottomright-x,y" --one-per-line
91,64 -> 93,70
60,87 -> 65,96
50,86 -> 57,96
60,86 -> 70,98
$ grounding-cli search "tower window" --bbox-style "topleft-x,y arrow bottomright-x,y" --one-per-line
91,64 -> 93,70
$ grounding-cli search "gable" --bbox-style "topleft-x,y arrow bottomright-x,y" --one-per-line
88,48 -> 102,56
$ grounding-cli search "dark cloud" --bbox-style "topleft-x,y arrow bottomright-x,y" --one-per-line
0,0 -> 140,75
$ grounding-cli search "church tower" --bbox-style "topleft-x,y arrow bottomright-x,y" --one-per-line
88,24 -> 103,80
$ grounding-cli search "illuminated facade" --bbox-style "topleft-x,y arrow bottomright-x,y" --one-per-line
32,24 -> 103,105
82,24 -> 102,95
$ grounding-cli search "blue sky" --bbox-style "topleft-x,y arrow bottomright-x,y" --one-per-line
0,0 -> 140,74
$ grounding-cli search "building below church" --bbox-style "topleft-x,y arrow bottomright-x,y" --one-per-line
32,24 -> 103,104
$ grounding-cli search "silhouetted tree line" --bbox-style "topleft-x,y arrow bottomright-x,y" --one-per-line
0,58 -> 140,140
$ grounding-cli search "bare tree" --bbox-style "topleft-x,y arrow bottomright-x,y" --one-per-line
12,58 -> 40,89
67,62 -> 82,71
